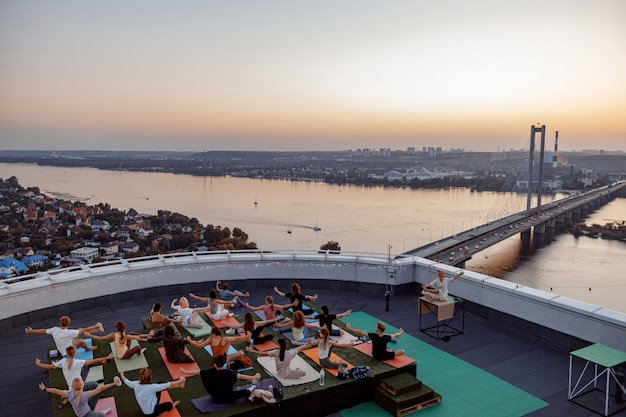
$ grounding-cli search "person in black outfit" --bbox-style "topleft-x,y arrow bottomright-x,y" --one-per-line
274,283 -> 318,315
347,322 -> 405,361
148,325 -> 194,363
315,305 -> 352,336
180,354 -> 260,403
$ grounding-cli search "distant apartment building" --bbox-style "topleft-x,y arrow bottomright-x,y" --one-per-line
70,247 -> 99,263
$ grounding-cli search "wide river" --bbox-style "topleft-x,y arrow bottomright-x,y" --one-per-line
2,163 -> 625,313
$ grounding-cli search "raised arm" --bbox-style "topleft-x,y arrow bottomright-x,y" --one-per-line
87,376 -> 121,398
237,372 -> 260,383
79,322 -> 104,335
304,322 -> 321,330
337,309 -> 352,319
257,317 -> 280,327
39,383 -> 65,397
225,333 -> 251,344
391,328 -> 404,339
35,358 -> 55,370
243,303 -> 262,311
277,301 -> 296,310
330,340 -> 354,349
274,286 -> 286,298
189,293 -> 209,303
453,271 -> 464,280
85,332 -> 114,341
127,333 -> 150,341
304,293 -> 319,302
25,326 -> 47,335
84,353 -> 114,367
346,324 -> 367,337
274,319 -> 293,328
295,339 -> 314,352
215,280 -> 221,292
246,346 -> 269,356
186,336 -> 210,348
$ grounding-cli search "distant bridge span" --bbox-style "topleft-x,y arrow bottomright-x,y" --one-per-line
402,181 -> 626,266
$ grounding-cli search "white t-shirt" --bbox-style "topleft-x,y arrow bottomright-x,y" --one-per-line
46,327 -> 79,355
54,357 -> 86,386
427,277 -> 454,301
124,379 -> 170,414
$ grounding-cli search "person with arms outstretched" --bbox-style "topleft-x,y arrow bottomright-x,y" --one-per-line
25,315 -> 103,355
347,322 -> 405,361
421,270 -> 464,302
120,368 -> 186,416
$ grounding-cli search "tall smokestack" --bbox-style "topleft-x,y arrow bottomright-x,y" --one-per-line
553,131 -> 559,168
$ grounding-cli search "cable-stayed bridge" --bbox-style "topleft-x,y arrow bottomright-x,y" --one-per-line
402,181 -> 626,266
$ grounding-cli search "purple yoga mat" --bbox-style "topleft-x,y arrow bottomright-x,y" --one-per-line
190,378 -> 282,413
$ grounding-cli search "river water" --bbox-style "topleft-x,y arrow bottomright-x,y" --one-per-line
2,163 -> 625,313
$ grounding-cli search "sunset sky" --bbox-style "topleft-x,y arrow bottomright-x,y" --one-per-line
1,1 -> 625,152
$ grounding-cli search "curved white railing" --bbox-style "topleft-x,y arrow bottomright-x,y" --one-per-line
1,249 -> 625,351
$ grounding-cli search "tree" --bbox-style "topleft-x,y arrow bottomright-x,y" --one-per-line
320,241 -> 341,252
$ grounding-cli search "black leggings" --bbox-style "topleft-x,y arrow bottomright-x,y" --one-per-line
215,388 -> 250,404
252,324 -> 274,344
147,390 -> 173,417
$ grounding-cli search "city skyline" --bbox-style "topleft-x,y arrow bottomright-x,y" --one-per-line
1,1 -> 625,152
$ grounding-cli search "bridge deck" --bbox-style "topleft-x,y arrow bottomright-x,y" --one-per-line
404,181 -> 626,265
1,287 -> 612,417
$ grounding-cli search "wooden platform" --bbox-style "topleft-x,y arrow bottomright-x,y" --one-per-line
375,372 -> 441,416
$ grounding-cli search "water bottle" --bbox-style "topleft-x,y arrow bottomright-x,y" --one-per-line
319,369 -> 325,386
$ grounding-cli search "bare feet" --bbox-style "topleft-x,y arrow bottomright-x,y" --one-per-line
87,345 -> 98,351
173,400 -> 181,408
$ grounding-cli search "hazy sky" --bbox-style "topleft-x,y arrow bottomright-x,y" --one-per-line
1,1 -> 625,152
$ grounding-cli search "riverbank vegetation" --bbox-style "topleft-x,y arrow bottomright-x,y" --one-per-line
570,221 -> 626,241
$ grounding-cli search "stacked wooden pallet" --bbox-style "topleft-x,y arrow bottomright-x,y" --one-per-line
374,373 -> 442,417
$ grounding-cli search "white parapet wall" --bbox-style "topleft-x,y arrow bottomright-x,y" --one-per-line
1,250 -> 625,352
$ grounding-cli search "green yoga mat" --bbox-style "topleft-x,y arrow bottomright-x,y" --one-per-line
109,340 -> 149,373
341,312 -> 548,417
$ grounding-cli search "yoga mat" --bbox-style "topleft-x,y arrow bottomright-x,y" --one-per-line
283,329 -> 315,344
85,365 -> 104,388
204,344 -> 238,357
180,315 -> 213,337
331,331 -> 359,345
109,340 -> 148,372
343,311 -> 548,417
202,344 -> 253,372
207,313 -> 240,329
190,377 -> 280,413
158,390 -> 181,417
253,309 -> 293,333
253,339 -> 279,352
353,341 -> 416,368
302,347 -> 353,377
74,338 -> 94,361
157,347 -> 199,380
257,354 -> 320,386
94,396 -> 118,417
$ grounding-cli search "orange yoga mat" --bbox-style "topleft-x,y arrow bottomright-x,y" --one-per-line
253,339 -> 279,352
206,313 -> 240,328
157,346 -> 200,380
353,341 -> 415,368
302,347 -> 353,376
158,390 -> 182,417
